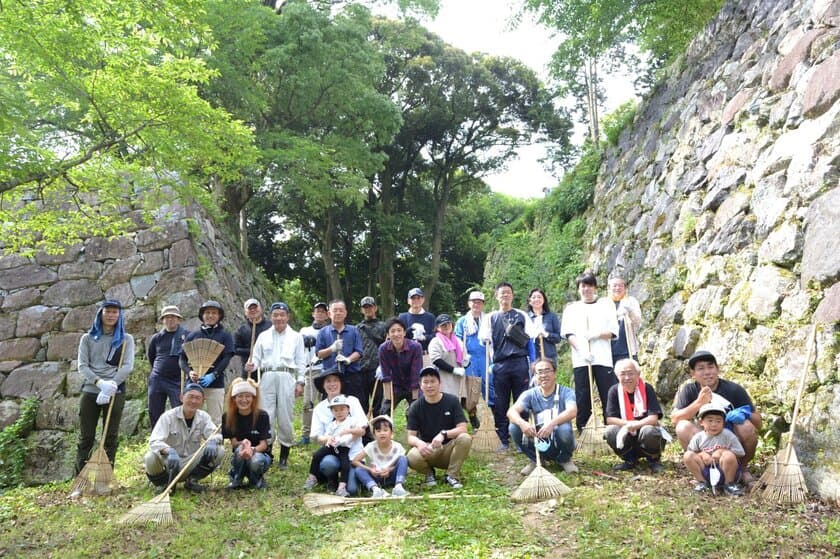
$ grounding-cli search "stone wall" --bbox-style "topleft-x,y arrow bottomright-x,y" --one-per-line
0,203 -> 277,483
586,0 -> 839,501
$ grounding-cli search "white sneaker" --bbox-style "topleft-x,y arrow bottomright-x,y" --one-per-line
371,486 -> 388,498
424,473 -> 437,487
561,461 -> 579,474
335,486 -> 350,497
391,485 -> 410,498
520,462 -> 536,476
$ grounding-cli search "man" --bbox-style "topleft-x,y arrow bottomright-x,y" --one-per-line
246,301 -> 306,469
357,296 -> 386,416
399,288 -> 436,354
671,350 -> 762,482
455,291 -> 493,412
146,305 -> 187,429
143,383 -> 225,492
507,358 -> 578,475
299,301 -> 330,445
406,366 -> 472,489
180,300 -> 234,426
315,300 -> 365,404
233,298 -> 271,380
604,358 -> 666,473
74,300 -> 135,477
378,317 -> 423,416
561,272 -> 619,433
480,282 -> 531,450
599,274 -> 642,364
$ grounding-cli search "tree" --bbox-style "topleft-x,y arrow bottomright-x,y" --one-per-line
0,0 -> 257,254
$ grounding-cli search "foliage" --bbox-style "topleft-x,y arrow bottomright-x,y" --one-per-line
634,0 -> 726,66
0,0 -> 257,255
601,100 -> 638,147
0,398 -> 38,488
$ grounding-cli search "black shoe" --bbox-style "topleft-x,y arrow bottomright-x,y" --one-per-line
612,460 -> 636,472
184,479 -> 207,493
277,458 -> 288,470
648,460 -> 664,474
252,477 -> 268,490
226,477 -> 243,490
469,414 -> 480,430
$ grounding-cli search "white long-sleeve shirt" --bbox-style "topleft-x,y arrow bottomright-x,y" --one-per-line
561,300 -> 619,368
251,326 -> 306,382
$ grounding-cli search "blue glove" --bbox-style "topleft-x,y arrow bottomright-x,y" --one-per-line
166,449 -> 180,472
198,372 -> 215,388
203,439 -> 219,462
725,405 -> 752,426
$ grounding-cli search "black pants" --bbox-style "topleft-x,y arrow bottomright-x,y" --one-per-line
492,356 -> 530,445
310,445 -> 351,484
573,364 -> 617,432
75,391 -> 125,474
341,372 -> 369,415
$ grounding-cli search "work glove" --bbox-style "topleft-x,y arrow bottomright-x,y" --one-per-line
335,354 -> 350,365
204,439 -> 219,462
198,372 -> 216,388
303,335 -> 317,349
462,354 -> 470,368
98,379 -> 118,397
96,391 -> 111,405
725,405 -> 752,426
378,400 -> 392,417
310,354 -> 322,365
375,366 -> 383,381
540,328 -> 550,338
615,425 -> 630,449
453,367 -> 466,376
329,338 -> 343,353
166,449 -> 181,472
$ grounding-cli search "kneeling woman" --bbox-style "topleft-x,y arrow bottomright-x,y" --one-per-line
222,378 -> 272,489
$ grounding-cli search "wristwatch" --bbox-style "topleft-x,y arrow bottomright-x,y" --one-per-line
439,429 -> 448,442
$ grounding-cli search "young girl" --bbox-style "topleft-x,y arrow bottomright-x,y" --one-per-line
304,395 -> 364,496
353,415 -> 409,498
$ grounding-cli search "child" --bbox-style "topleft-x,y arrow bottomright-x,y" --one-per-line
304,395 -> 363,497
352,415 -> 410,498
682,403 -> 745,496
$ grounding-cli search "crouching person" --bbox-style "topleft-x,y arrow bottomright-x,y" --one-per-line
604,358 -> 667,473
223,378 -> 272,490
144,383 -> 225,493
507,358 -> 578,476
353,415 -> 409,498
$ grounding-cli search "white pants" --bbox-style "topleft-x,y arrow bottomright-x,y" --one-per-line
204,387 -> 225,427
260,371 -> 295,447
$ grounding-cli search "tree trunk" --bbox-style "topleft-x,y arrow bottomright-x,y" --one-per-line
425,181 -> 448,305
378,173 -> 395,317
585,56 -> 600,145
239,208 -> 247,256
318,211 -> 343,301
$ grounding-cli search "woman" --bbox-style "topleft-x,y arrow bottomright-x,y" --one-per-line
525,288 -> 562,366
427,314 -> 471,412
222,378 -> 272,489
309,368 -> 367,494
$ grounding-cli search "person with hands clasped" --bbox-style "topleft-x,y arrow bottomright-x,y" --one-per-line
524,288 -> 562,366
378,317 -> 423,416
599,274 -> 642,364
427,314 -> 470,400
304,395 -> 364,497
682,403 -> 745,496
507,358 -> 578,476
561,272 -> 619,433
315,300 -> 365,405
180,300 -> 234,426
353,414 -> 409,498
222,378 -> 272,490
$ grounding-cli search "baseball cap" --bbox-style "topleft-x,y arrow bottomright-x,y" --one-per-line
419,366 -> 440,380
435,314 -> 453,326
313,302 -> 328,311
101,299 -> 122,309
688,350 -> 717,369
243,298 -> 260,310
408,288 -> 424,298
468,291 -> 485,301
269,302 -> 290,312
182,382 -> 205,395
159,305 -> 182,320
328,395 -> 350,408
369,414 -> 394,431
360,296 -> 376,307
698,403 -> 726,419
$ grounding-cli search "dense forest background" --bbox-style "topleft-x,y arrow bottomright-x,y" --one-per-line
1,0 -> 724,319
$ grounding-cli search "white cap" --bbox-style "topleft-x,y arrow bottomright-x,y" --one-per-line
468,291 -> 485,301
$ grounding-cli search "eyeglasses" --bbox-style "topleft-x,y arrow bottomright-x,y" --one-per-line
616,371 -> 638,377
534,369 -> 555,376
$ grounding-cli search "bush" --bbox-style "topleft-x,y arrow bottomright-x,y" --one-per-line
0,398 -> 39,488
602,100 -> 638,146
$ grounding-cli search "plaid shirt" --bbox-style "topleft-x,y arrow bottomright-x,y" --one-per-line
378,338 -> 423,394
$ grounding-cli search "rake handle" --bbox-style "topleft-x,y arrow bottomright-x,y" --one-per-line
155,423 -> 223,499
96,396 -> 117,457
530,415 -> 542,469
786,324 -> 817,461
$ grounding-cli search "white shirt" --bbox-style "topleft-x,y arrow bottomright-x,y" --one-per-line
561,299 -> 619,368
312,395 -> 366,457
251,326 -> 306,382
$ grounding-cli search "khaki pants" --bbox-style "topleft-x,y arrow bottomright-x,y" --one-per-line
203,387 -> 225,427
407,433 -> 472,479
260,370 -> 296,447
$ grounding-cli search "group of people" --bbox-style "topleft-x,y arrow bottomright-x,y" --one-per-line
72,271 -> 761,498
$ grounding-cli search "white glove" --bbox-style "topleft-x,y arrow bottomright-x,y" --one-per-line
540,328 -> 550,338
616,425 -> 630,449
375,366 -> 383,381
584,353 -> 595,364
330,338 -> 343,353
96,391 -> 111,405
310,353 -> 321,365
453,367 -> 465,376
98,379 -> 118,397
461,354 -> 470,368
335,354 -> 350,364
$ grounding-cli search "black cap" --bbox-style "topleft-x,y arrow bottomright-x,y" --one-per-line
270,302 -> 290,313
419,366 -> 440,380
101,299 -> 122,309
435,314 -> 453,326
688,350 -> 717,370
313,302 -> 328,311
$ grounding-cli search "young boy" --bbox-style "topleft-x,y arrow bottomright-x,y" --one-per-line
683,403 -> 745,496
352,415 -> 410,498
304,395 -> 363,497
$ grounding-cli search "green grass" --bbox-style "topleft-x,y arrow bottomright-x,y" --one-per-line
0,401 -> 836,559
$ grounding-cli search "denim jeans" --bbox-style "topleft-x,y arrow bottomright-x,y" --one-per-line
318,454 -> 359,495
230,449 -> 272,483
509,421 -> 575,465
354,455 -> 408,490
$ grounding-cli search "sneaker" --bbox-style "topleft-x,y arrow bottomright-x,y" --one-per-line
724,483 -> 743,497
612,460 -> 636,472
391,485 -> 410,498
277,458 -> 289,470
371,486 -> 388,499
444,475 -> 463,489
252,477 -> 268,490
303,477 -> 318,491
496,443 -> 510,452
693,481 -> 711,494
520,462 -> 537,476
298,436 -> 310,446
335,486 -> 350,497
226,477 -> 243,490
184,479 -> 207,493
561,461 -> 579,474
648,460 -> 664,474
424,473 -> 437,487
69,488 -> 82,499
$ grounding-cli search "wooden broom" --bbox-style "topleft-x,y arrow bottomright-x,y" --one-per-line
303,492 -> 489,516
472,343 -> 501,452
182,338 -> 225,392
119,424 -> 222,525
754,324 -> 816,505
69,397 -> 117,498
576,363 -> 610,457
511,417 -> 571,503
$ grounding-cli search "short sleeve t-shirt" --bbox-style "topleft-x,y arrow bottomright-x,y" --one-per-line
672,378 -> 753,414
406,393 -> 466,443
687,429 -> 745,457
221,410 -> 272,454
605,382 -> 663,420
362,440 -> 406,469
515,384 -> 576,428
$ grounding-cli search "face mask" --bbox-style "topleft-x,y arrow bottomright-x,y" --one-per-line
535,438 -> 550,452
